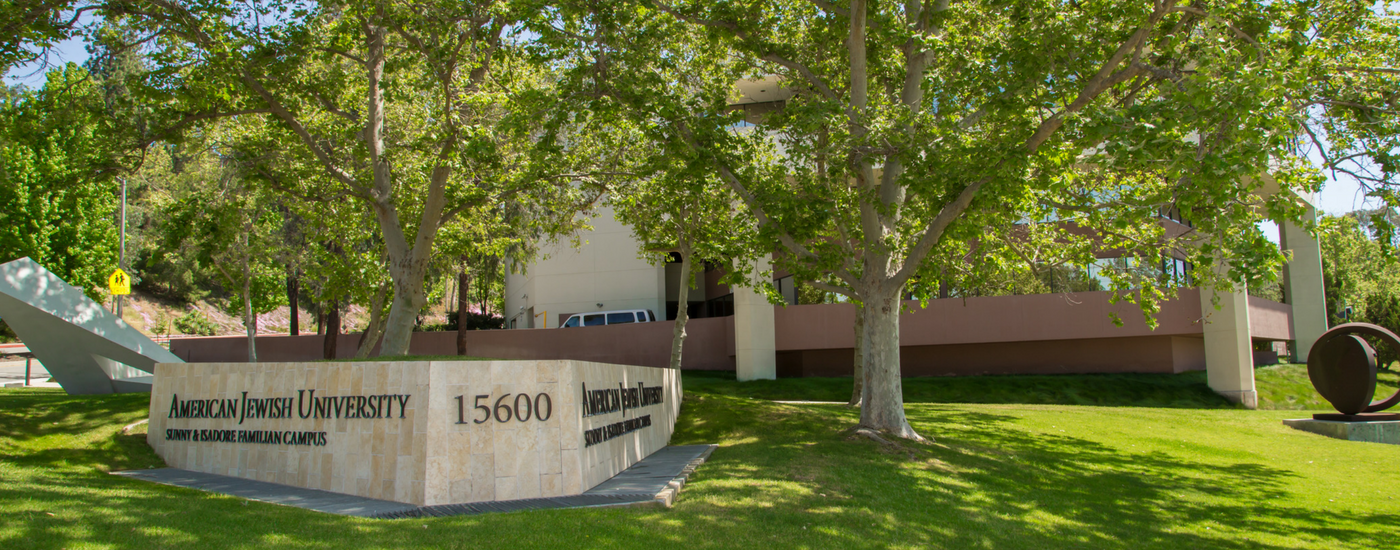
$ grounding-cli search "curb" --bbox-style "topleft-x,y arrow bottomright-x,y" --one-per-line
653,444 -> 717,507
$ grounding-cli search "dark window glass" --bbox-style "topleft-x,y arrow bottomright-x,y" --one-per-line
706,294 -> 735,317
584,314 -> 606,327
607,312 -> 636,324
563,316 -> 581,328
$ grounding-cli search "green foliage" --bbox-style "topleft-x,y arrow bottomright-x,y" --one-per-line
153,131 -> 288,322
422,310 -> 505,332
0,0 -> 86,71
0,65 -> 121,300
151,311 -> 170,336
1319,212 -> 1400,366
172,310 -> 216,336
120,0 -> 601,355
536,0 -> 1343,319
532,1 -> 1386,434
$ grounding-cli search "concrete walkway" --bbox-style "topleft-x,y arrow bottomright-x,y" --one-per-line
112,468 -> 415,517
112,444 -> 717,519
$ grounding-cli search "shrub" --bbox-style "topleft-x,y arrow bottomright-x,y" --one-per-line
174,310 -> 217,336
445,310 -> 504,331
152,312 -> 171,336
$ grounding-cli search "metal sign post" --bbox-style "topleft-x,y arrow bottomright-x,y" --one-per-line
116,178 -> 127,317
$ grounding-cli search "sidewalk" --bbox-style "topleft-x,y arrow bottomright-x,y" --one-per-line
0,358 -> 56,388
112,444 -> 717,518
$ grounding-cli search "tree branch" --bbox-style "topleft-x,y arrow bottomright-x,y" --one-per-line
891,173 -> 997,285
806,280 -> 856,298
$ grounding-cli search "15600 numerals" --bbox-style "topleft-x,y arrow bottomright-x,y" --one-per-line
454,393 -> 552,425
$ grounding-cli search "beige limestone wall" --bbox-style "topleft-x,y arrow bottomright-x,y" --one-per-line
734,255 -> 776,381
1200,283 -> 1258,409
1281,205 -> 1328,361
148,360 -> 681,507
505,206 -> 667,329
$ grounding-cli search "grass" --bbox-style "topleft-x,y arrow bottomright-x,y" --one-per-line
1255,364 -> 1399,410
689,363 -> 1400,410
2,369 -> 1399,549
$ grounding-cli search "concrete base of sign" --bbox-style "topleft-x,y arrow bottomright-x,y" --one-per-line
148,360 -> 681,507
1283,418 -> 1400,445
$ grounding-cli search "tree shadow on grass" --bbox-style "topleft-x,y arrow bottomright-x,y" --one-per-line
664,395 -> 1398,549
900,409 -> 1383,549
2,389 -> 1395,549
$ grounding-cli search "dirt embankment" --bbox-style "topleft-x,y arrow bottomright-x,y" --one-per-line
117,290 -> 372,337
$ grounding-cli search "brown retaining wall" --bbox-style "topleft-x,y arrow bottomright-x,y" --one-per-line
172,289 -> 1294,377
172,316 -> 737,371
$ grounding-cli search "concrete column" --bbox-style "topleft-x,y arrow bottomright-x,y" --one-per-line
1281,204 -> 1328,362
1200,280 -> 1257,408
734,255 -> 776,381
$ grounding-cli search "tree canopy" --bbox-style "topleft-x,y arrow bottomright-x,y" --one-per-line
0,64 -> 122,300
535,0 -> 1398,438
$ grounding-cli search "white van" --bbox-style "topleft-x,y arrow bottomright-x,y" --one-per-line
561,309 -> 656,328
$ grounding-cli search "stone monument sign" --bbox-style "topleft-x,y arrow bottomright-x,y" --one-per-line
147,360 -> 681,506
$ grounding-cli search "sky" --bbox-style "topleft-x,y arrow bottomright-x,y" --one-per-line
5,34 -> 1384,224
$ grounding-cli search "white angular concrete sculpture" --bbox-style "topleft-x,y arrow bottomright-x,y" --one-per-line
0,257 -> 182,394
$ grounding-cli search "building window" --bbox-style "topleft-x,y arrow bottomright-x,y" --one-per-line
726,100 -> 785,129
706,294 -> 734,317
774,275 -> 798,306
1162,256 -> 1192,286
1158,205 -> 1193,227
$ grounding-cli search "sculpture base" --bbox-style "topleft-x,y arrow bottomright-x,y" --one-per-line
1283,418 -> 1400,445
1312,412 -> 1400,421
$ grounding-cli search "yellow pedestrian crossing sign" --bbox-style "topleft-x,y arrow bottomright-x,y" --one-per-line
108,269 -> 131,295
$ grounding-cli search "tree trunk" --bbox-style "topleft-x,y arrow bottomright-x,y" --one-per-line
848,305 -> 864,407
669,248 -> 692,370
379,274 -> 428,356
354,284 -> 392,359
323,302 -> 340,360
359,21 -> 442,358
243,275 -> 257,363
457,270 -> 470,356
858,286 -> 923,440
316,303 -> 324,335
287,275 -> 299,336
242,236 -> 258,363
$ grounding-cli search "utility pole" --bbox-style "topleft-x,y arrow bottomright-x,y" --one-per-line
116,178 -> 127,317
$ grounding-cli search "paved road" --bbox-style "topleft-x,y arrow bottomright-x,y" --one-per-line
0,358 -> 50,385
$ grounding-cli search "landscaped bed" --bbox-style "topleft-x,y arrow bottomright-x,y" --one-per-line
1,368 -> 1396,549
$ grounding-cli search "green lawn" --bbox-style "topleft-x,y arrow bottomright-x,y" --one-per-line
688,363 -> 1400,410
2,368 -> 1398,549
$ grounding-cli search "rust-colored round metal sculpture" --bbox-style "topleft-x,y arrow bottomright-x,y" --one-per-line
1306,323 -> 1400,421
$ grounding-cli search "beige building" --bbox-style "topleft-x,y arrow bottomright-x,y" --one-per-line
505,206 -> 669,331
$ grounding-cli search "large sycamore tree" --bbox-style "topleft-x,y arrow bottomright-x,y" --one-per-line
120,0 -> 600,356
540,0 -> 1398,440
